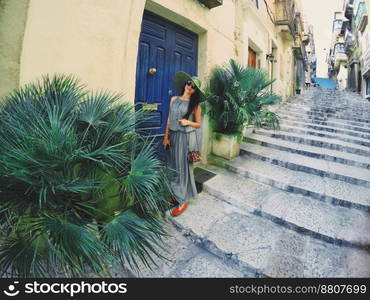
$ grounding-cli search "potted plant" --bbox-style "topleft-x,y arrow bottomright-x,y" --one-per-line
296,73 -> 301,94
206,59 -> 280,160
0,74 -> 172,277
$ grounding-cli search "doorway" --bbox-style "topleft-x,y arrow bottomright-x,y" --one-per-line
135,11 -> 198,157
248,47 -> 257,68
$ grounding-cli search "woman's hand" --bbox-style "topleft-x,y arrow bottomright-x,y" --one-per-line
179,119 -> 189,126
163,136 -> 170,149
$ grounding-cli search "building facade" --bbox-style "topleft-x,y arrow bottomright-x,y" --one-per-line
0,0 -> 311,155
327,11 -> 348,90
329,0 -> 370,98
355,0 -> 370,98
305,25 -> 317,86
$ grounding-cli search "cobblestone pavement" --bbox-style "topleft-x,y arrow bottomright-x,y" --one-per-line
130,88 -> 370,278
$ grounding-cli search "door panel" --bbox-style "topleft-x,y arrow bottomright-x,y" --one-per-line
135,11 -> 198,157
136,41 -> 150,102
149,46 -> 166,104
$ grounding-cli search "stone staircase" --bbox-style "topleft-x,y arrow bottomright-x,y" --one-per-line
135,88 -> 370,278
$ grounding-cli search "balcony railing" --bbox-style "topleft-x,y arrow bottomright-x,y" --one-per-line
274,0 -> 296,33
334,43 -> 347,68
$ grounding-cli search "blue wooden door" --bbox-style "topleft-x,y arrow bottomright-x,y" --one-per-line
135,11 -> 198,158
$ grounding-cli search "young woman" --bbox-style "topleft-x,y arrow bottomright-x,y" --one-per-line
163,71 -> 204,216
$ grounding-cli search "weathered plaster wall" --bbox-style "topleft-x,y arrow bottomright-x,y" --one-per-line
0,0 -> 29,99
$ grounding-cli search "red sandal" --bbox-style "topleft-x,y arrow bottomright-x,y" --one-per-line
170,203 -> 188,217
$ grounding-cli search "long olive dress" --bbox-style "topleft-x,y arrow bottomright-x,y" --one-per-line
166,97 -> 200,205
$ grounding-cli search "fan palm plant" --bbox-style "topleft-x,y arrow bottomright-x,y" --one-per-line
207,59 -> 280,134
0,74 -> 172,278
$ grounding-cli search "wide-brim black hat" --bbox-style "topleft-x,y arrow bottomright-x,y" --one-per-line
172,71 -> 205,102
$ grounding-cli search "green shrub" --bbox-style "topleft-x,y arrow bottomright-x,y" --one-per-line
0,74 -> 172,277
206,59 -> 280,134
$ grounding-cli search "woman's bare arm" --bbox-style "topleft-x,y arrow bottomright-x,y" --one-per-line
183,104 -> 201,128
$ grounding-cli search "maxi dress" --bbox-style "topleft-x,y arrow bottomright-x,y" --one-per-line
166,97 -> 199,205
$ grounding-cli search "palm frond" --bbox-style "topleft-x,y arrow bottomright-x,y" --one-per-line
0,234 -> 47,278
0,74 -> 170,277
101,209 -> 169,272
207,59 -> 280,133
122,138 -> 169,212
27,215 -> 110,277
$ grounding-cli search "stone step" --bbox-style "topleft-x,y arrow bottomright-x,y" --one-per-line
280,105 -> 370,123
240,143 -> 370,187
290,105 -> 370,112
279,114 -> 370,135
244,133 -> 370,170
255,128 -> 370,158
277,124 -> 370,148
170,190 -> 370,277
286,108 -> 370,121
277,110 -> 370,131
208,154 -> 370,212
289,98 -> 370,109
286,104 -> 370,119
290,93 -> 367,102
289,103 -> 369,119
295,103 -> 370,110
281,119 -> 370,140
283,108 -> 370,126
200,164 -> 370,248
126,219 -> 250,278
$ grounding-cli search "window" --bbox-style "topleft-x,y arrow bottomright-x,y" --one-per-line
251,0 -> 259,8
248,47 -> 257,68
332,19 -> 343,32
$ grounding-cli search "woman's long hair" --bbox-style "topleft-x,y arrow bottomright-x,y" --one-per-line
180,84 -> 201,119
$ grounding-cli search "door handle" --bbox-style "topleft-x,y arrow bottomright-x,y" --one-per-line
148,68 -> 157,75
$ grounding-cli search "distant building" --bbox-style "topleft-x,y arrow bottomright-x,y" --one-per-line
327,11 -> 348,90
305,25 -> 317,85
332,0 -> 370,99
